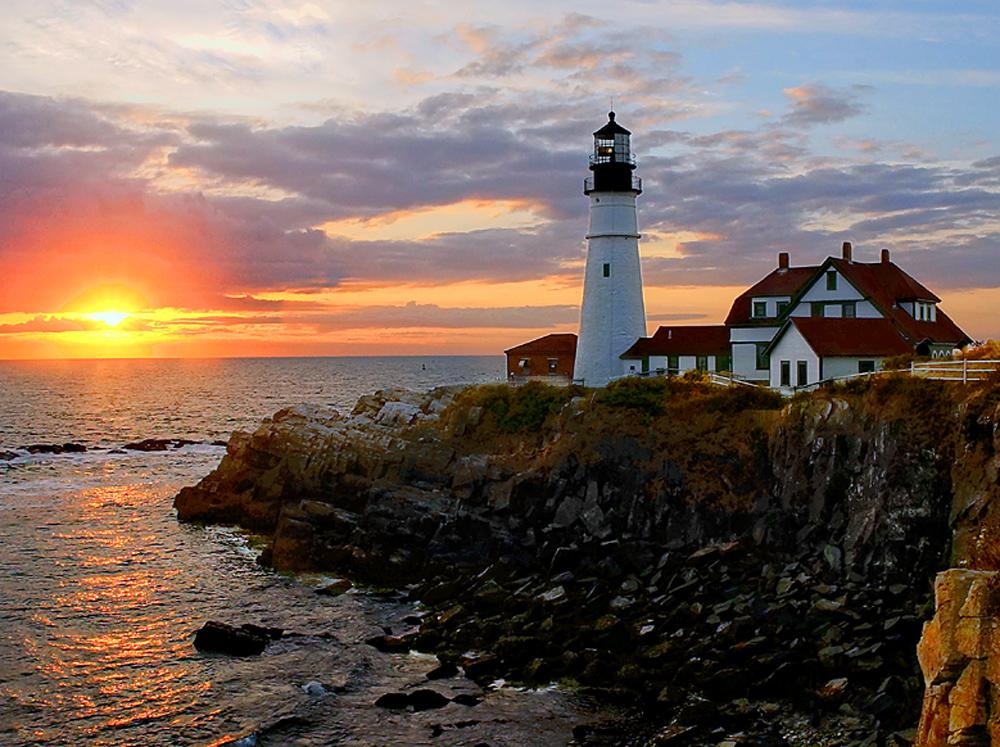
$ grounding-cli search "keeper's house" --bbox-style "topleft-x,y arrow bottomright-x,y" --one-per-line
622,242 -> 971,390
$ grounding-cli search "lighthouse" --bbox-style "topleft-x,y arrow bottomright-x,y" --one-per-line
573,112 -> 647,387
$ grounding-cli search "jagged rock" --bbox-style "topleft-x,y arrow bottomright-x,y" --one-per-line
171,379 -> 1000,745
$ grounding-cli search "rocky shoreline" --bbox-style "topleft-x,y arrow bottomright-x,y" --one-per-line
174,376 -> 1000,746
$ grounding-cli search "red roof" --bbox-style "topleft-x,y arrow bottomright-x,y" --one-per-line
505,333 -> 577,356
724,266 -> 818,325
621,325 -> 730,358
830,259 -> 969,346
776,317 -> 912,357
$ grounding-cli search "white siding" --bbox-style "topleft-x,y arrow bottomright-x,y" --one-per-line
730,326 -> 780,380
822,357 -> 885,379
768,326 -> 820,390
639,354 -> 718,375
790,299 -> 881,318
730,326 -> 780,342
574,192 -> 647,386
798,270 -> 864,303
749,296 -> 792,320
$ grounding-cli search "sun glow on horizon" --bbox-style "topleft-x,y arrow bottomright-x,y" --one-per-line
88,311 -> 132,327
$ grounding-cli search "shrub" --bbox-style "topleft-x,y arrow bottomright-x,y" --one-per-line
958,339 -> 1000,360
702,384 -> 785,414
460,381 -> 582,433
596,376 -> 673,416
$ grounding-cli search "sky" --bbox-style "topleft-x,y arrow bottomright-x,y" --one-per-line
0,0 -> 997,359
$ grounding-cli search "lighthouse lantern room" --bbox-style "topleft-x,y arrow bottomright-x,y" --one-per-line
573,112 -> 648,386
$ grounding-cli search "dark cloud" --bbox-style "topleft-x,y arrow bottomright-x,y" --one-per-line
780,84 -> 870,127
0,79 -> 997,326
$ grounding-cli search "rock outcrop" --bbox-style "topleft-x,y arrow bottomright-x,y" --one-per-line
175,376 -> 1000,745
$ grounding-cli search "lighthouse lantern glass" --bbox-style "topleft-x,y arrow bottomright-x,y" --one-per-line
613,133 -> 629,161
595,136 -> 614,162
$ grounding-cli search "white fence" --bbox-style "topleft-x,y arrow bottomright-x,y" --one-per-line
910,359 -> 1000,383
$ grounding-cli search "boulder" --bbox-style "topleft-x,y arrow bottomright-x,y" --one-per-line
193,621 -> 278,656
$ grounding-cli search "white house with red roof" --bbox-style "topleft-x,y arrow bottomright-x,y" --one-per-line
620,241 -> 971,390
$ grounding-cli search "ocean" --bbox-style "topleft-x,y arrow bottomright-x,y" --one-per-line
0,357 -> 610,746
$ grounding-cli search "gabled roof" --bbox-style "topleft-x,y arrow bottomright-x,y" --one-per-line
505,333 -> 577,356
727,254 -> 971,347
768,317 -> 912,357
620,325 -> 730,359
724,266 -> 818,325
827,259 -> 970,346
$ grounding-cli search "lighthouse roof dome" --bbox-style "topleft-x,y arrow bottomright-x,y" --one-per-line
593,111 -> 631,137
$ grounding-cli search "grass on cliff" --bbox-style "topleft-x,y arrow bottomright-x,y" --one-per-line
451,376 -> 783,441
455,381 -> 585,434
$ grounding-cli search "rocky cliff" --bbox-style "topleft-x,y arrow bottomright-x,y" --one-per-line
175,376 -> 1000,746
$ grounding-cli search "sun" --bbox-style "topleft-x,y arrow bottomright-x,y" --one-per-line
88,311 -> 131,327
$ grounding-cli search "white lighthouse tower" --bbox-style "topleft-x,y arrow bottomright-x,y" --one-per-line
573,111 -> 647,387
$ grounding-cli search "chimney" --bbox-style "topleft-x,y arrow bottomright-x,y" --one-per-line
778,252 -> 789,270
842,241 -> 853,262
881,248 -> 891,264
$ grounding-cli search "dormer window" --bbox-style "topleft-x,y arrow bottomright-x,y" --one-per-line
753,301 -> 767,318
915,301 -> 937,322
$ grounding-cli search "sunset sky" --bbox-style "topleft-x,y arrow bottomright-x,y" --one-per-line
0,0 -> 997,359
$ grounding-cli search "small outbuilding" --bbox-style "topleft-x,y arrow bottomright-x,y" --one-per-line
505,333 -> 577,382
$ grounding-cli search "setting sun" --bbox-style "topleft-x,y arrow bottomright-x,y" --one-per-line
88,311 -> 131,327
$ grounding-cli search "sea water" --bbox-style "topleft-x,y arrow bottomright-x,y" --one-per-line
0,357 -> 610,746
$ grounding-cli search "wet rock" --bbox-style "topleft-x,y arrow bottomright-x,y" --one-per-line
408,689 -> 451,711
124,438 -> 199,451
193,621 -> 273,656
427,661 -> 460,680
301,681 -> 328,696
316,578 -> 352,596
374,692 -> 409,709
25,442 -> 87,454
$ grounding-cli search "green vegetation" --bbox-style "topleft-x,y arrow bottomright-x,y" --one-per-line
457,381 -> 583,433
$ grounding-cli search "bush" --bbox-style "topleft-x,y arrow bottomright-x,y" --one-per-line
702,384 -> 785,414
461,381 -> 582,433
596,376 -> 674,416
958,340 -> 1000,360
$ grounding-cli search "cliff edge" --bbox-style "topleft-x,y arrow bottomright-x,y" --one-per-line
175,376 -> 1000,746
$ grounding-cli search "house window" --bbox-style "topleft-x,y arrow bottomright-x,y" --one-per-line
858,360 -> 876,374
755,343 -> 769,371
667,355 -> 679,376
796,360 -> 808,387
548,358 -> 558,372
519,358 -> 530,369
826,271 -> 837,291
696,355 -> 708,371
641,357 -> 650,374
602,263 -> 610,278
753,301 -> 767,318
780,360 -> 791,387
716,353 -> 731,372
776,301 -> 789,316
842,302 -> 856,318
811,302 -> 825,318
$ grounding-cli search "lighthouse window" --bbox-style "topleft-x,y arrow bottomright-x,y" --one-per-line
602,263 -> 610,277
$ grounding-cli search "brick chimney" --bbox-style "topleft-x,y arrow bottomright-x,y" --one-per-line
842,241 -> 853,262
778,251 -> 789,270
881,248 -> 891,264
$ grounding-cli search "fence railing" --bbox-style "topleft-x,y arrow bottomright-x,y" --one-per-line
910,359 -> 1000,382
